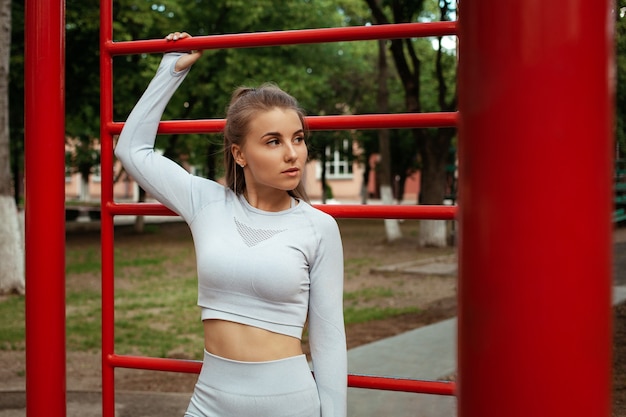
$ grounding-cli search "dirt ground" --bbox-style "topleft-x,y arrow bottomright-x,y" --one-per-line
1,220 -> 625,416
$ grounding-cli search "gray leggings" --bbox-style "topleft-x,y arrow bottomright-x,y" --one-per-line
185,350 -> 321,417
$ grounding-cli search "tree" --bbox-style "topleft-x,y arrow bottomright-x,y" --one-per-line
364,0 -> 457,247
0,0 -> 24,295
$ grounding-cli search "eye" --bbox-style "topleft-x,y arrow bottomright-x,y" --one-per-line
266,138 -> 280,146
293,136 -> 305,144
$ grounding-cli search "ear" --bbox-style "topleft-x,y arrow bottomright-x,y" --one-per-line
231,144 -> 246,167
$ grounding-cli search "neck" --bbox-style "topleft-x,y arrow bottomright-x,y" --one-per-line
243,190 -> 294,212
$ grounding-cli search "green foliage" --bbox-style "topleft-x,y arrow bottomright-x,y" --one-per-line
8,1 -> 25,181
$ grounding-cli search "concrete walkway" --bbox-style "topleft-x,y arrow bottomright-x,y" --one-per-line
348,318 -> 457,417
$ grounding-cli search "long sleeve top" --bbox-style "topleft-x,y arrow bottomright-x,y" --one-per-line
115,53 -> 347,417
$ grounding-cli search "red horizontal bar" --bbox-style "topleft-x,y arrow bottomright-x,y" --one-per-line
105,22 -> 457,56
107,202 -> 457,220
348,374 -> 456,396
107,354 -> 201,374
307,113 -> 457,130
106,112 -> 458,135
316,204 -> 457,220
107,354 -> 455,395
106,202 -> 176,216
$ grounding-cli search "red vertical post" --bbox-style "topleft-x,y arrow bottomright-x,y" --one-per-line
24,0 -> 66,416
457,2 -> 614,417
99,0 -> 116,416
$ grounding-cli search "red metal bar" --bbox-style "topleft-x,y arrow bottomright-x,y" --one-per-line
348,374 -> 455,396
105,22 -> 457,55
106,112 -> 457,134
24,0 -> 66,416
99,0 -> 116,416
107,202 -> 457,220
108,354 -> 455,396
457,1 -> 614,417
108,354 -> 202,374
316,205 -> 456,220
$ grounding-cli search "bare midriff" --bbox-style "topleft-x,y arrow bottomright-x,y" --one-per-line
203,319 -> 303,362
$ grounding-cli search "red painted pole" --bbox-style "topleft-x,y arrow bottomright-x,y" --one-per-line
24,0 -> 66,416
99,0 -> 116,416
457,2 -> 614,417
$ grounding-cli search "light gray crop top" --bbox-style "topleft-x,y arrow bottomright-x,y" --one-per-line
115,53 -> 347,417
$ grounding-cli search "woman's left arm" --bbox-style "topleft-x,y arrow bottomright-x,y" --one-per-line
308,216 -> 347,417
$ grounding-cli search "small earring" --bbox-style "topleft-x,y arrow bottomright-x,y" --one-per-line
239,163 -> 245,168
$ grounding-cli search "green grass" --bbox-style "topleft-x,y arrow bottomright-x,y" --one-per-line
65,247 -> 101,274
344,286 -> 395,303
344,257 -> 378,279
0,295 -> 25,350
344,306 -> 420,324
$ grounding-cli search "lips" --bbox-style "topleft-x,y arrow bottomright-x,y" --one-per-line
282,167 -> 300,177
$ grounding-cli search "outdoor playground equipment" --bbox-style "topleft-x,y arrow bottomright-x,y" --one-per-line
23,1 -> 615,417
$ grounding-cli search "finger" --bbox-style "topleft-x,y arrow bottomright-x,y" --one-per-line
164,31 -> 189,41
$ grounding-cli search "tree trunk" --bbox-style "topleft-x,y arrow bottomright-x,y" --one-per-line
0,196 -> 25,294
361,160 -> 370,204
80,173 -> 89,201
320,149 -> 327,204
376,38 -> 402,241
365,0 -> 457,248
133,186 -> 146,233
418,218 -> 447,248
381,184 -> 402,240
417,128 -> 454,247
0,0 -> 23,294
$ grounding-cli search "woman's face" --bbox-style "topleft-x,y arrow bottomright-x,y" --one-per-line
236,107 -> 308,195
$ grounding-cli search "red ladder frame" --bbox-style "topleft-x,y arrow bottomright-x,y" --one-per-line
23,1 -> 615,416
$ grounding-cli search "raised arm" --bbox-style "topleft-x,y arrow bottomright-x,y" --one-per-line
114,33 -> 203,220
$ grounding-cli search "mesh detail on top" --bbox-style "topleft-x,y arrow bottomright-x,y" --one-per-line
234,217 -> 286,247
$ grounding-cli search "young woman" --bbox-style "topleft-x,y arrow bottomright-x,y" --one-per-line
115,32 -> 347,417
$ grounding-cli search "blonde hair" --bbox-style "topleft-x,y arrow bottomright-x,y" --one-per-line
223,83 -> 310,202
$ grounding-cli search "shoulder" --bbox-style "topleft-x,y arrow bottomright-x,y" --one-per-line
189,176 -> 232,205
191,175 -> 227,191
298,202 -> 340,236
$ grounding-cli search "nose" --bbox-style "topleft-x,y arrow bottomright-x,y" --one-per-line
284,143 -> 298,161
